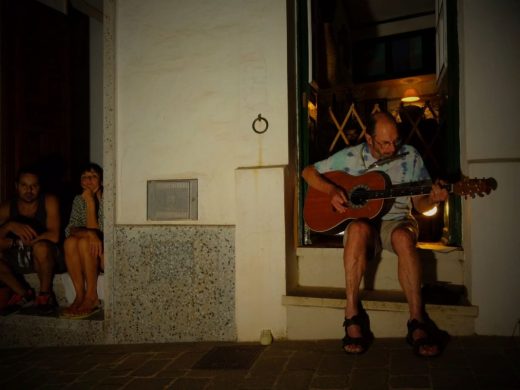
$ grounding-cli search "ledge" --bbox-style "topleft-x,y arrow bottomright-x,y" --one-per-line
283,294 -> 478,317
283,286 -> 478,318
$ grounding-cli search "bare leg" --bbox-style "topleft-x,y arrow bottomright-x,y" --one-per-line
64,237 -> 85,310
75,237 -> 100,312
0,259 -> 27,296
343,220 -> 374,353
392,227 -> 439,357
31,241 -> 56,294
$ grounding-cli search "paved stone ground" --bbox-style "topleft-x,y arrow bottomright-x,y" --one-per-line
0,336 -> 519,389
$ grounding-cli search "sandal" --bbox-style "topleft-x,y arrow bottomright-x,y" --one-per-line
60,305 -> 81,319
406,318 -> 448,357
342,311 -> 373,355
67,301 -> 103,320
68,305 -> 101,320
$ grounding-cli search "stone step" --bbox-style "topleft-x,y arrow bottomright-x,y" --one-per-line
0,273 -> 107,347
283,287 -> 477,339
24,273 -> 105,306
297,243 -> 465,290
0,310 -> 104,347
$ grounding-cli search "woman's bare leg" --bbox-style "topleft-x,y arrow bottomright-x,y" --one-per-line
75,237 -> 100,312
63,237 -> 85,310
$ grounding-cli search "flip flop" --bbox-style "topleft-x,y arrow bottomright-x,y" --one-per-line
67,303 -> 102,320
59,306 -> 81,319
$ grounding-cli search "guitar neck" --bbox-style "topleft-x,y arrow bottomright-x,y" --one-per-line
366,181 -> 452,200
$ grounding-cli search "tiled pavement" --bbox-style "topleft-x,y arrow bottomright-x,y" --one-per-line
0,336 -> 519,389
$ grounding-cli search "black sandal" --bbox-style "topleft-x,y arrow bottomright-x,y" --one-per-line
342,311 -> 373,355
406,318 -> 447,357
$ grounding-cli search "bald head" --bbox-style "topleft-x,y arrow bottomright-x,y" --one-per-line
365,112 -> 401,160
367,112 -> 398,136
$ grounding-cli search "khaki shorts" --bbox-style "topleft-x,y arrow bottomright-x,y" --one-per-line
343,216 -> 419,254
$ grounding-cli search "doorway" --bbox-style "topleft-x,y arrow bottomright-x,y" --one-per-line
295,0 -> 461,247
0,0 -> 91,224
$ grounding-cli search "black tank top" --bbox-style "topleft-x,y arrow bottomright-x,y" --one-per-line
8,194 -> 47,237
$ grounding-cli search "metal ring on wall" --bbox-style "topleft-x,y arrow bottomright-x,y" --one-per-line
252,114 -> 268,134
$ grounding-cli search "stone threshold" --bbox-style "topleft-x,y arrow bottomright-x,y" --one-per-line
283,287 -> 478,318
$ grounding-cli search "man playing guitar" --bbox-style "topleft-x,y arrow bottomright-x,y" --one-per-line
302,112 -> 449,357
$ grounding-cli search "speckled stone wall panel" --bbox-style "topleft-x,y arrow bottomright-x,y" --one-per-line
112,225 -> 235,343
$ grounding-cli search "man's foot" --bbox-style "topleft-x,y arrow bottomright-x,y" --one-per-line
0,289 -> 35,316
406,319 -> 444,357
33,291 -> 58,315
342,311 -> 373,354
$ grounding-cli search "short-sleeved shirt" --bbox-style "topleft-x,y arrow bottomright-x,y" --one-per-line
65,195 -> 103,238
313,143 -> 430,220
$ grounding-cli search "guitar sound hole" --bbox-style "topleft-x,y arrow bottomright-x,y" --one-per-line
349,187 -> 369,208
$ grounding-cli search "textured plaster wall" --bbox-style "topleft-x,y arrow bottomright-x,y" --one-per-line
116,0 -> 288,225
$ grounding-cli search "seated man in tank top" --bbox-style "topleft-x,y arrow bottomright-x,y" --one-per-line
0,166 -> 62,315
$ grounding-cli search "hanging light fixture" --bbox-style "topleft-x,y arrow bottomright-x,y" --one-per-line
401,88 -> 420,103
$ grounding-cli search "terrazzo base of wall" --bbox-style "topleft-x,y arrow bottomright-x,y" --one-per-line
112,225 -> 236,343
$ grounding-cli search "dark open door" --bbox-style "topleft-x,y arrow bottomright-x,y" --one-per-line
0,0 -> 90,217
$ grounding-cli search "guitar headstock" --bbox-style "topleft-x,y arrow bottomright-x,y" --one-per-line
453,176 -> 498,198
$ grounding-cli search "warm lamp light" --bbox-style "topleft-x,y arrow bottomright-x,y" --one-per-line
422,205 -> 438,217
401,88 -> 420,102
307,100 -> 317,120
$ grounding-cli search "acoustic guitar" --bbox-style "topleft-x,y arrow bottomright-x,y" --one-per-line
303,171 -> 497,234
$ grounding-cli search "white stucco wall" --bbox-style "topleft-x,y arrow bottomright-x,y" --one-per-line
116,0 -> 288,225
459,0 -> 520,335
115,0 -> 290,341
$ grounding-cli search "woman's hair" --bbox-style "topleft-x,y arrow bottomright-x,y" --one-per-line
80,162 -> 103,182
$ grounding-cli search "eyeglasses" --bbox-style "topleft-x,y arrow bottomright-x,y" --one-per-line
373,138 -> 402,149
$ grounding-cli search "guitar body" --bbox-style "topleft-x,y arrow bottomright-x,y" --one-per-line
303,171 -> 392,234
303,170 -> 497,235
